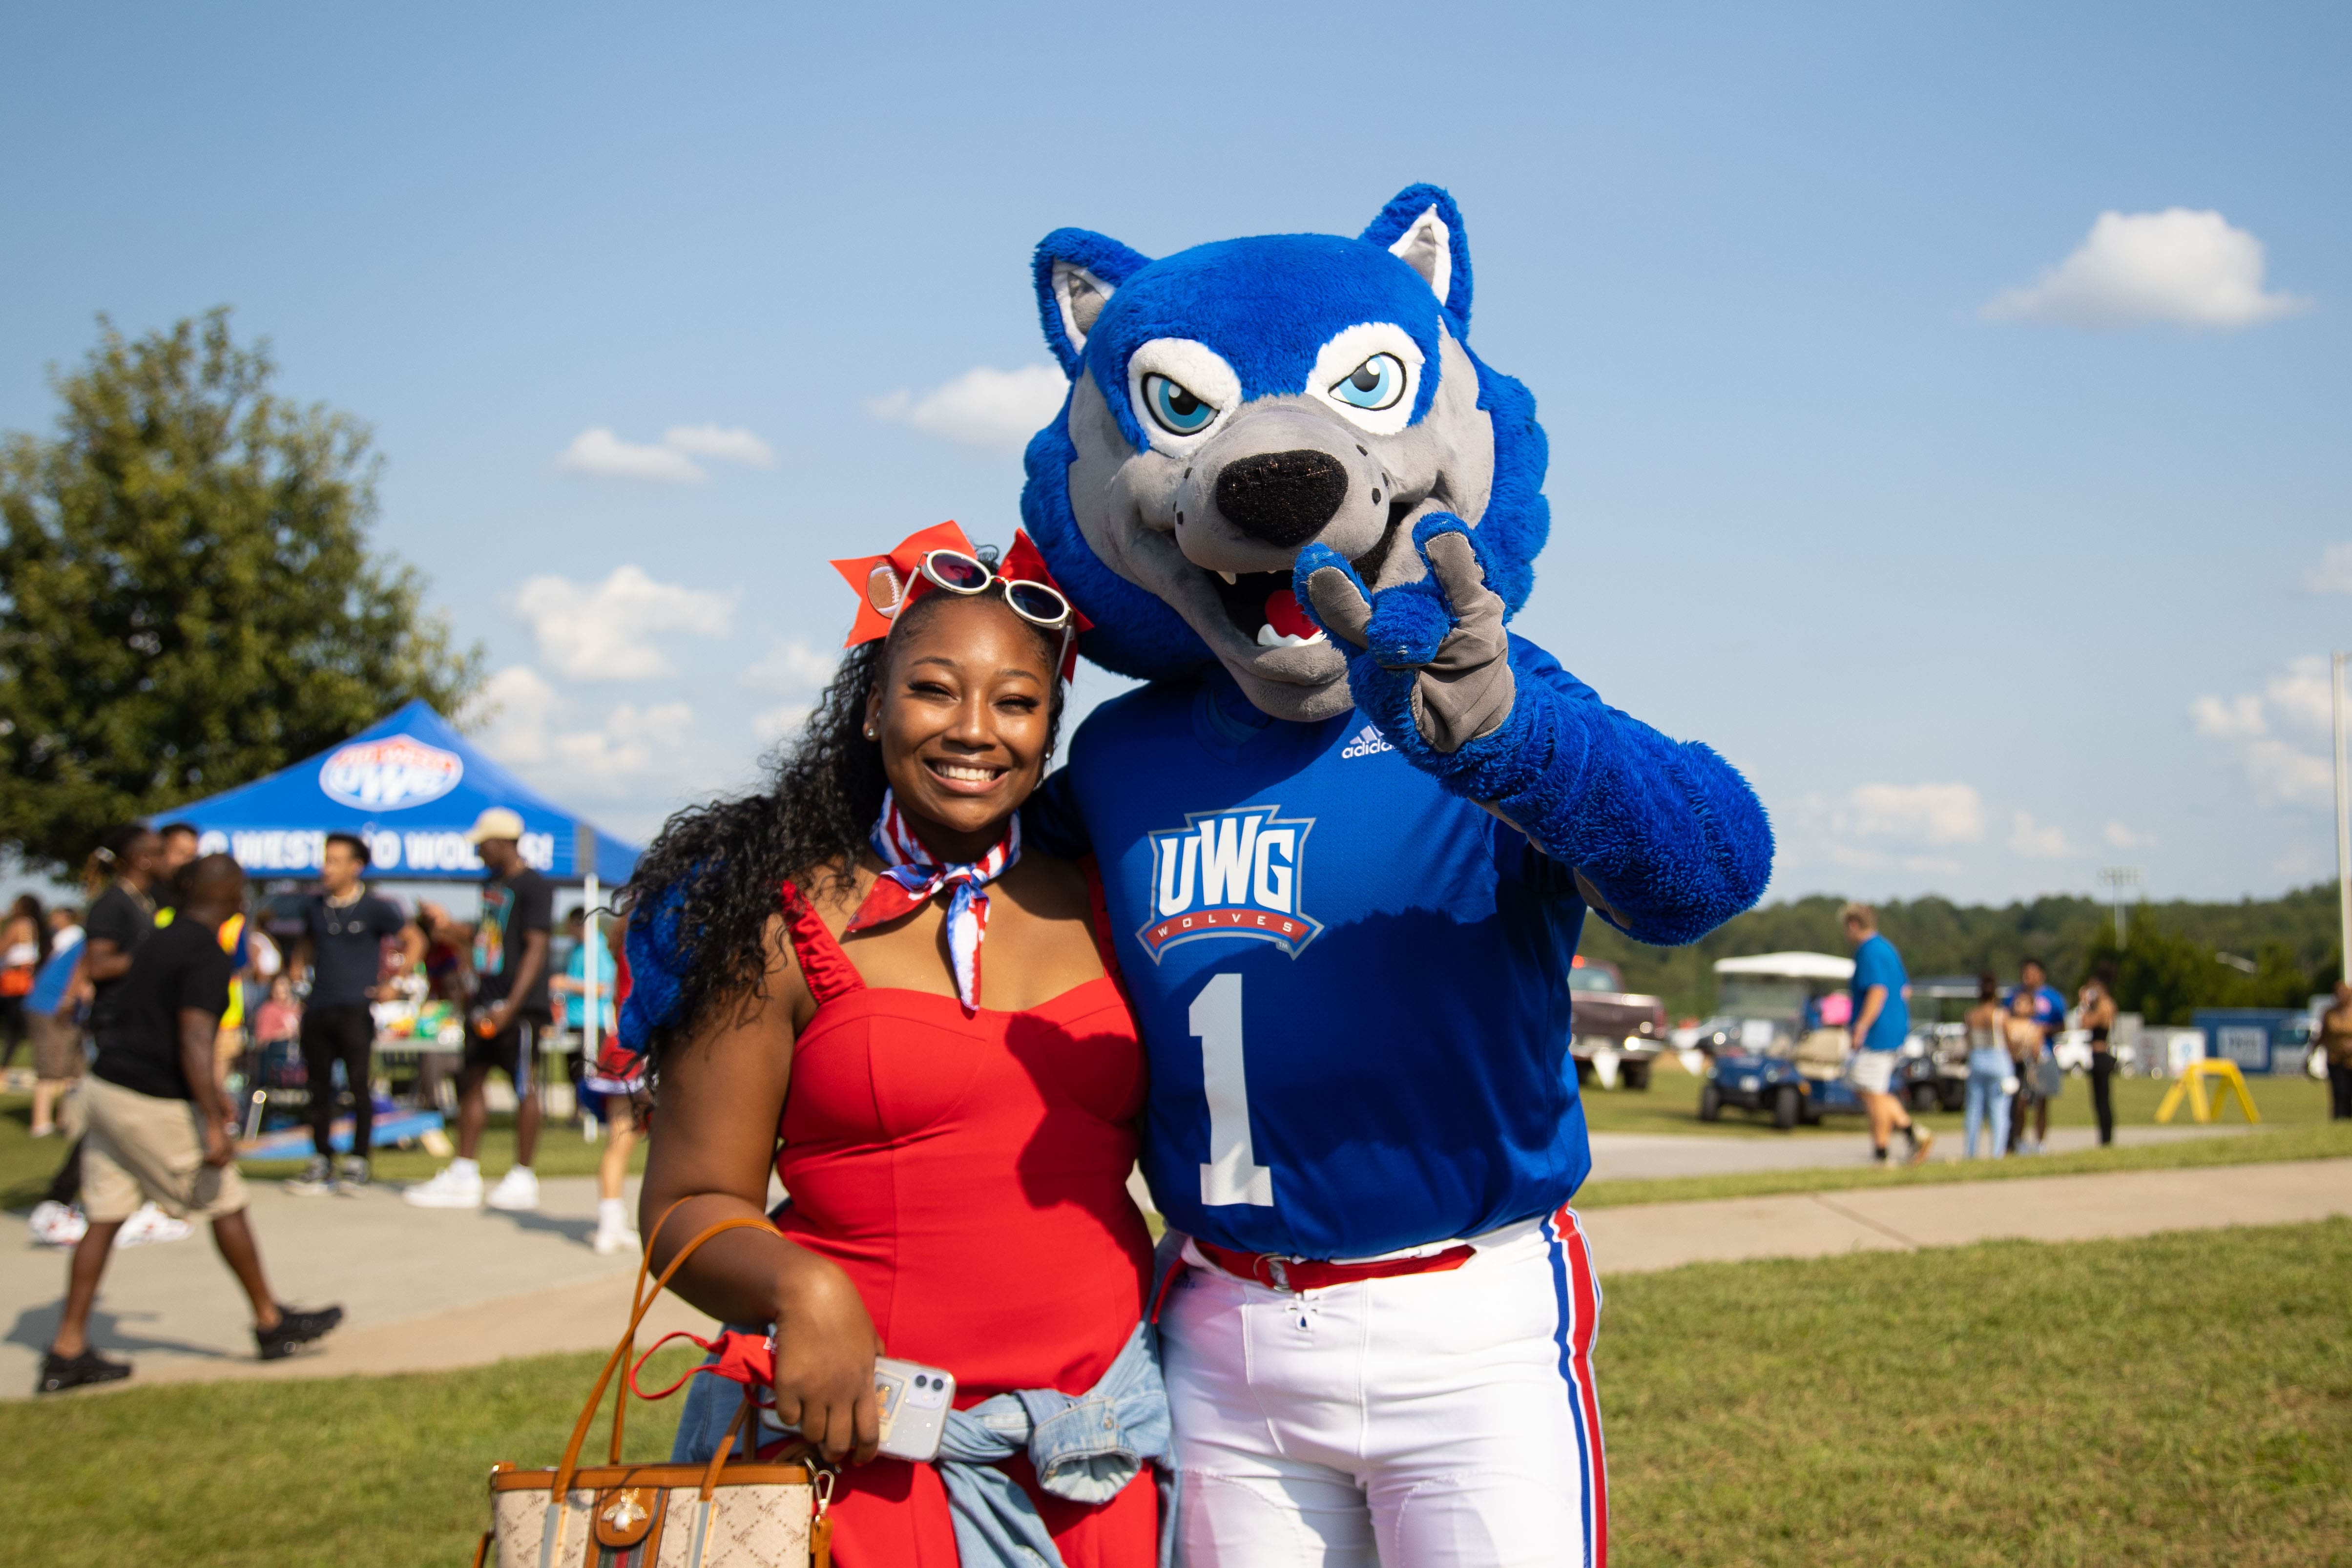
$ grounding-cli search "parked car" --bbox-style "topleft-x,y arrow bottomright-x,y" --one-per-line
1568,956 -> 1668,1090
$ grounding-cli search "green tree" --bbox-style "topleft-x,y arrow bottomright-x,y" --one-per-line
0,310 -> 481,874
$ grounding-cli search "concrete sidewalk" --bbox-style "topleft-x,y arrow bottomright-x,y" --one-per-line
1583,1121 -> 2254,1182
1578,1156 -> 2352,1273
2,1174 -> 717,1400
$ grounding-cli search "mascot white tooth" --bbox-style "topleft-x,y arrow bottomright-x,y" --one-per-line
1021,184 -> 1775,1565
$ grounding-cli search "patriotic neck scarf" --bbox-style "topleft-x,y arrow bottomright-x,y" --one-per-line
844,789 -> 1021,1012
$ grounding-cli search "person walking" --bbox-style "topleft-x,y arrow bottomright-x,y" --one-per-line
570,912 -> 641,1254
1843,902 -> 1932,1166
2078,963 -> 2121,1146
284,832 -> 418,1196
1,894 -> 45,1073
26,906 -> 85,1139
403,808 -> 553,1213
38,854 -> 342,1394
2005,957 -> 2067,1153
2320,982 -> 2352,1121
1961,972 -> 2014,1159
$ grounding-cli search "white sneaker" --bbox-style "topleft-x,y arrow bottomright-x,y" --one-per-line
485,1167 -> 540,1212
402,1164 -> 485,1209
591,1220 -> 640,1255
115,1202 -> 194,1247
28,1200 -> 88,1247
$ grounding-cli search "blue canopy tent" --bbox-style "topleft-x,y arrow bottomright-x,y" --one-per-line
167,699 -> 641,884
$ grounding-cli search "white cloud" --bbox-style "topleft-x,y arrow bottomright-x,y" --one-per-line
557,426 -> 707,483
867,365 -> 1068,453
2105,821 -> 2158,849
1842,782 -> 1985,846
2009,812 -> 2076,859
752,704 -> 814,746
2193,655 -> 2336,805
739,636 -> 837,697
461,665 -> 562,763
2302,544 -> 2352,595
1983,209 -> 2308,329
466,664 -> 721,800
511,565 -> 737,681
662,424 -> 774,467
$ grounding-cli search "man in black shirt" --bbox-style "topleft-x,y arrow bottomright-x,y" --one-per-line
285,832 -> 420,1196
40,855 -> 342,1394
404,808 -> 554,1213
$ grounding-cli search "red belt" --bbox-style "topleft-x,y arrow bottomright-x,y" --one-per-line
1190,1238 -> 1478,1295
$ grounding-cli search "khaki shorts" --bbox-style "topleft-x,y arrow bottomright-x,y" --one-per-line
29,1011 -> 86,1082
81,1073 -> 248,1224
1848,1048 -> 1899,1097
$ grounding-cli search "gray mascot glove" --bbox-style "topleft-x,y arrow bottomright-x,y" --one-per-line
1297,514 -> 1514,755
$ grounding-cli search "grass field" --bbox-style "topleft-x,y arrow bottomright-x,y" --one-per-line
0,1091 -> 644,1208
2,1222 -> 2344,1566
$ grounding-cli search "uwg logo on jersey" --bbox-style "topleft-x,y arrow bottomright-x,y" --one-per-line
1136,805 -> 1323,962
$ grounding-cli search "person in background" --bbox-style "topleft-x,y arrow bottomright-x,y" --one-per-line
285,832 -> 420,1196
253,973 -> 301,1053
416,901 -> 473,1003
152,823 -> 202,910
27,906 -> 86,1138
404,808 -> 552,1213
1,893 -> 46,1072
30,826 -> 195,1251
2078,963 -> 2121,1147
1961,972 -> 2013,1160
38,855 -> 342,1394
2005,957 -> 2067,1153
1842,902 -> 1932,1167
2319,982 -> 2352,1122
570,912 -> 639,1254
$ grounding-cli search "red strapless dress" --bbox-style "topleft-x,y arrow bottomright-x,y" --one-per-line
770,874 -> 1157,1567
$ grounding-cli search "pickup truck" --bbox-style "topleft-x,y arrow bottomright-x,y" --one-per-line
1569,956 -> 1669,1090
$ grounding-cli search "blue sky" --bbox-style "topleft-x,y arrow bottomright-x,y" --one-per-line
5,1 -> 2346,906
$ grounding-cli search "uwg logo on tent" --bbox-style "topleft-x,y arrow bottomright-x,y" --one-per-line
1135,805 -> 1322,962
318,735 -> 464,810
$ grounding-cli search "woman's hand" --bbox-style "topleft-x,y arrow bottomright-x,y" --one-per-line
770,1259 -> 885,1464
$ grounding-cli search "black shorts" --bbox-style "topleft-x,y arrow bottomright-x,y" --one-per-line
462,1014 -> 546,1090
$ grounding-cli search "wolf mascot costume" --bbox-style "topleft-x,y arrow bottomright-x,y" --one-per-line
1022,185 -> 1772,1565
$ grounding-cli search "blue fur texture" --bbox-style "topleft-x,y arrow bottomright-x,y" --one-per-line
1296,523 -> 1774,945
1022,184 -> 1550,682
618,881 -> 688,1046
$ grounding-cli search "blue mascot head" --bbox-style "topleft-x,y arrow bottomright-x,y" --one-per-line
1020,184 -> 1549,723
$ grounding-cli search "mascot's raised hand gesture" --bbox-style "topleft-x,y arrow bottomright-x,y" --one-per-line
1297,514 -> 1515,756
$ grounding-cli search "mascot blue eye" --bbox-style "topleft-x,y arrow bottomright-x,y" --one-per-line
1331,354 -> 1405,412
1144,374 -> 1216,435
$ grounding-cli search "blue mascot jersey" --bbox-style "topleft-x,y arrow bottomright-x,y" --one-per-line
1041,648 -> 1595,1259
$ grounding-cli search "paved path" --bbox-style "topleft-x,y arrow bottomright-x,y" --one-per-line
1579,1157 -> 2352,1273
1583,1122 -> 2253,1181
9,1156 -> 2345,1398
1,1175 -> 717,1400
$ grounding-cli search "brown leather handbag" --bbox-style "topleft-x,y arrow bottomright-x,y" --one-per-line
473,1210 -> 835,1568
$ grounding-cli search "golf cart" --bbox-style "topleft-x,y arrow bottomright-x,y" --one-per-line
1902,976 -> 1981,1113
1697,951 -> 1880,1129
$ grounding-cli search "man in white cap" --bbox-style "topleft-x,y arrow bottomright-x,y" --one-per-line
404,808 -> 554,1212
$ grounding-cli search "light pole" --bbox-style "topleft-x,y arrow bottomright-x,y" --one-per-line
2096,866 -> 2142,947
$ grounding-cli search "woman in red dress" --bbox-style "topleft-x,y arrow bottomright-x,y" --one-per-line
626,525 -> 1158,1566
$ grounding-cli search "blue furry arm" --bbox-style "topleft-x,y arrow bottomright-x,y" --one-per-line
1022,764 -> 1094,861
617,881 -> 689,1052
1462,640 -> 1772,944
1297,516 -> 1772,945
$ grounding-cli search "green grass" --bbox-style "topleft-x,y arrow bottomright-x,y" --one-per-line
3,1225 -> 2345,1565
0,1092 -> 643,1208
1578,1056 -> 2334,1136
1576,1118 -> 2352,1208
1601,1219 -> 2352,1566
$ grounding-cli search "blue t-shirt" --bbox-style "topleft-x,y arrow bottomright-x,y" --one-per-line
1039,647 -> 1595,1260
27,929 -> 84,1014
562,942 -> 616,1032
1850,933 -> 1910,1052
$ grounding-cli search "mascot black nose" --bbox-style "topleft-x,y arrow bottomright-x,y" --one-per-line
1214,450 -> 1349,547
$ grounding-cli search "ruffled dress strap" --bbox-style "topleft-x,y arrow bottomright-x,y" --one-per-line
779,879 -> 867,1007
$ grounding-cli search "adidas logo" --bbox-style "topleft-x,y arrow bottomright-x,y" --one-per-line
1340,723 -> 1393,760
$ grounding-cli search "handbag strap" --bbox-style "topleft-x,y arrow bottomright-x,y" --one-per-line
553,1201 -> 780,1501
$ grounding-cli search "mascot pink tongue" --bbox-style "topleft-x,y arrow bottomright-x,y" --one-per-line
1015,182 -> 1775,1562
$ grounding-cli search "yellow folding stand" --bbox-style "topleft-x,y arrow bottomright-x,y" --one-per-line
2155,1060 -> 2262,1125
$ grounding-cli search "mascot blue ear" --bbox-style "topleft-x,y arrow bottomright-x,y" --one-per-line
1033,229 -> 1155,376
1360,184 -> 1473,339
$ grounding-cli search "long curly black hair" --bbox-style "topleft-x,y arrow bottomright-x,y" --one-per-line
623,589 -> 1067,1066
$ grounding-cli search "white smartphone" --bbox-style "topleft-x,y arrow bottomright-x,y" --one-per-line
871,1356 -> 956,1463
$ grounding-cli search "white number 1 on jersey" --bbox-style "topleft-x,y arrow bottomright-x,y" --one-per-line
1192,973 -> 1275,1207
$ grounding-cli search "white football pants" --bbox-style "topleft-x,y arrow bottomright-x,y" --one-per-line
1162,1204 -> 1608,1567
